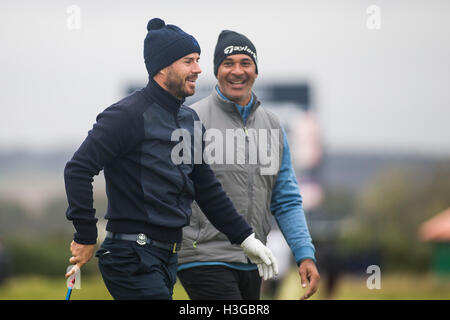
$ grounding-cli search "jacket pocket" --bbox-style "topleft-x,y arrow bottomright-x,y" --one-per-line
96,240 -> 141,275
195,166 -> 250,243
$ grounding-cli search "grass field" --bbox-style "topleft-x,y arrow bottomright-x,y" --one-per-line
0,269 -> 449,300
0,275 -> 188,300
276,269 -> 450,300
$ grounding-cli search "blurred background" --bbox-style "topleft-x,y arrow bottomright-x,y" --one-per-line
0,0 -> 449,299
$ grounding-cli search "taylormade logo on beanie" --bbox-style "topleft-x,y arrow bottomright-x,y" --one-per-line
223,45 -> 257,62
143,18 -> 201,78
214,30 -> 258,77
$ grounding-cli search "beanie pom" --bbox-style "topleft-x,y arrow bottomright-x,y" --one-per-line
147,18 -> 165,31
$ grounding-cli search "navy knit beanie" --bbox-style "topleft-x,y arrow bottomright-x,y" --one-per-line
213,30 -> 258,77
144,18 -> 201,77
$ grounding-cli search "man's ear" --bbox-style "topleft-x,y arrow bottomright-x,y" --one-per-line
159,65 -> 170,76
153,67 -> 167,83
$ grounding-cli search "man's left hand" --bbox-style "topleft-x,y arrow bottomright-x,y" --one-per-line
298,258 -> 320,300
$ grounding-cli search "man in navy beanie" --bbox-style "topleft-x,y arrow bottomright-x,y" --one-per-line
64,18 -> 278,300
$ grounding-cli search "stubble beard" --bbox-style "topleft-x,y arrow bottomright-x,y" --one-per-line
165,69 -> 195,100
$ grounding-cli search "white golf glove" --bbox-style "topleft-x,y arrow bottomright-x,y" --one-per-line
240,233 -> 279,280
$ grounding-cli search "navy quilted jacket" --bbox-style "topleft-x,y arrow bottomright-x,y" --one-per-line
64,79 -> 252,245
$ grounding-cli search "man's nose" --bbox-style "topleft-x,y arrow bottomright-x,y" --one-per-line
231,64 -> 244,76
192,61 -> 202,74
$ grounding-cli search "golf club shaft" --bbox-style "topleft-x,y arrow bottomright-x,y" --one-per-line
65,287 -> 73,300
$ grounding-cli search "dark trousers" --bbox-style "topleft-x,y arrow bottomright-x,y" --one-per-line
177,265 -> 261,300
96,238 -> 177,300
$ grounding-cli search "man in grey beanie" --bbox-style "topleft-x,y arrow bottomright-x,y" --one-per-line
177,30 -> 320,300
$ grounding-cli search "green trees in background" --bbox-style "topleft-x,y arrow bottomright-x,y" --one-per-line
0,196 -> 107,277
0,160 -> 449,277
342,160 -> 450,272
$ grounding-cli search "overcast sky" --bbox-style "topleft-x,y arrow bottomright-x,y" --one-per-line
1,0 -> 449,156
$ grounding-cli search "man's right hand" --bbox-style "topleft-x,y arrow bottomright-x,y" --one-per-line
65,240 -> 96,278
240,233 -> 279,280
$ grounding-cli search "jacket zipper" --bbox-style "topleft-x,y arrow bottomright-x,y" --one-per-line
227,103 -> 255,222
173,111 -> 187,211
233,100 -> 255,231
243,124 -> 254,231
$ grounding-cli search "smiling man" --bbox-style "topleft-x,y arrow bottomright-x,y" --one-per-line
64,19 -> 277,300
158,54 -> 200,99
216,53 -> 256,105
178,30 -> 320,300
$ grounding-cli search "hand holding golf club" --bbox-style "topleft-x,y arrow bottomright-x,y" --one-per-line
65,240 -> 96,278
240,233 -> 279,280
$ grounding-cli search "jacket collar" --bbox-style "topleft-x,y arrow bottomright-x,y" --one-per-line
212,86 -> 261,122
141,78 -> 185,113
